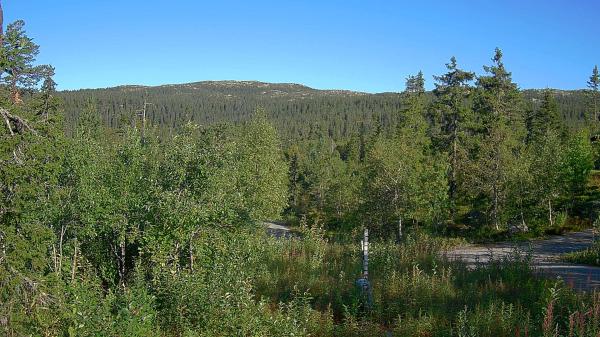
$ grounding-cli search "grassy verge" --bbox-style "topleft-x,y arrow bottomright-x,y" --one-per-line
252,227 -> 600,336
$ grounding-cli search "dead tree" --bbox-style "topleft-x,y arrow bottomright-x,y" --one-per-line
136,98 -> 153,143
1,108 -> 38,136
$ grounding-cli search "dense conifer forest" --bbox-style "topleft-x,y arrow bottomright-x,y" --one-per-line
3,8 -> 600,337
58,82 -> 591,142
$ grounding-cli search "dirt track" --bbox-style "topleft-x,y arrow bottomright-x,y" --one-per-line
446,229 -> 600,291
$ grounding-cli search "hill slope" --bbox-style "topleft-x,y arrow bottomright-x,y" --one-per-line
58,81 -> 591,141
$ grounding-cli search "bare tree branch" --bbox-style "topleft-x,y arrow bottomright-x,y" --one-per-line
0,108 -> 38,136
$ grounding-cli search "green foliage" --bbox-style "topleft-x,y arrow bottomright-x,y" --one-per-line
588,65 -> 599,123
257,228 -> 600,337
562,131 -> 594,199
58,82 -> 592,143
4,16 -> 600,337
467,48 -> 527,229
526,89 -> 564,143
563,241 -> 600,266
522,130 -> 566,229
0,20 -> 48,103
285,134 -> 363,230
363,132 -> 448,234
431,57 -> 475,218
361,76 -> 448,237
236,111 -> 289,221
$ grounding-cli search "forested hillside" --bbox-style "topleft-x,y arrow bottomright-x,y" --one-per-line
59,82 -> 591,142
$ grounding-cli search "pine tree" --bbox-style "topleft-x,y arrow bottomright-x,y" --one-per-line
399,71 -> 427,134
404,71 -> 425,94
0,20 -> 45,104
0,20 -> 47,136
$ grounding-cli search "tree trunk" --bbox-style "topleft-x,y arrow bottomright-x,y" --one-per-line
112,234 -> 127,288
10,76 -> 20,105
52,244 -> 57,274
398,218 -> 402,241
0,229 -> 5,265
71,239 -> 78,283
52,225 -> 67,275
595,96 -> 598,123
189,241 -> 194,272
119,239 -> 126,288
594,92 -> 598,122
548,199 -> 553,227
492,142 -> 501,231
362,228 -> 369,279
450,118 -> 458,220
58,224 -> 66,276
493,184 -> 500,231
189,230 -> 198,272
43,95 -> 50,121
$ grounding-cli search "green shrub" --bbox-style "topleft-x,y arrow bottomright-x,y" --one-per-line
563,242 -> 600,266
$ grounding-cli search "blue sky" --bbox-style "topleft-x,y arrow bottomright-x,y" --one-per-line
6,0 -> 600,92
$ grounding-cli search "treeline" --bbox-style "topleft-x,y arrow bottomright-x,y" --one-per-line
58,59 -> 600,239
287,54 -> 600,238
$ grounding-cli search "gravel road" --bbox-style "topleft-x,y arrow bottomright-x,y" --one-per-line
446,229 -> 599,291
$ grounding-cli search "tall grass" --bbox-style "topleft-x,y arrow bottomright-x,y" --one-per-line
252,227 -> 600,336
61,226 -> 600,336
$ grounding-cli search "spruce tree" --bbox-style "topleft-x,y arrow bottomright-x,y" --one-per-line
526,89 -> 563,144
472,48 -> 525,230
588,65 -> 600,123
32,65 -> 60,121
432,57 -> 475,220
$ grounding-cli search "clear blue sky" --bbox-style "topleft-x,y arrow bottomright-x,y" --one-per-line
6,0 -> 600,92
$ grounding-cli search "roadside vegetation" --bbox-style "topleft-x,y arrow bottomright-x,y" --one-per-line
564,242 -> 600,266
563,216 -> 600,266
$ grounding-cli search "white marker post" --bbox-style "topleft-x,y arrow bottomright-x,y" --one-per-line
357,227 -> 372,310
363,228 -> 369,279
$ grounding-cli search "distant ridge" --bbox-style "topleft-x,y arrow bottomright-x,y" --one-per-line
64,80 -> 371,98
64,80 -> 589,100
